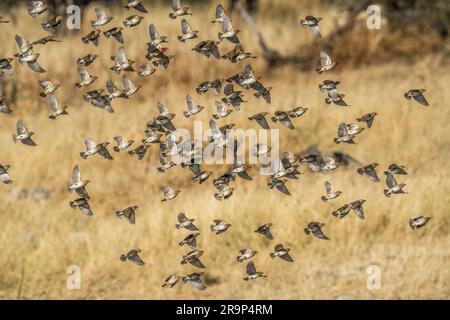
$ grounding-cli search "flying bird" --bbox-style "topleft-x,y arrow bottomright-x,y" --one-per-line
409,216 -> 431,230
91,8 -> 113,28
12,120 -> 36,146
67,165 -> 90,199
120,249 -> 145,265
270,244 -> 294,262
321,181 -> 342,202
116,206 -> 138,224
404,89 -> 429,106
0,164 -> 13,184
177,19 -> 198,42
169,0 -> 192,19
300,15 -> 322,38
304,222 -> 329,240
243,261 -> 266,281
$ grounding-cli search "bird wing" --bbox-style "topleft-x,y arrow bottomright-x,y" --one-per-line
77,65 -> 90,82
27,61 -> 45,73
117,47 -> 127,63
17,120 -> 26,134
22,137 -> 37,146
190,258 -> 206,268
311,25 -> 321,38
178,212 -> 188,223
157,102 -> 169,116
337,122 -> 347,137
215,100 -> 227,114
209,118 -> 219,131
386,173 -> 396,189
149,23 -> 159,40
172,0 -> 181,11
15,34 -> 30,52
84,138 -> 97,151
72,165 -> 81,183
255,115 -> 270,129
324,181 -> 333,194
129,253 -> 145,265
366,167 -> 380,182
99,146 -> 113,160
48,94 -> 59,112
216,4 -> 225,19
352,205 -> 365,220
186,94 -> 196,111
185,223 -> 199,231
276,182 -> 291,196
223,82 -> 234,96
38,80 -> 51,89
366,115 -> 375,128
313,228 -> 329,240
75,187 -> 89,200
106,79 -> 117,94
320,51 -> 331,67
414,93 -> 429,106
114,136 -> 126,146
280,253 -> 294,262
274,244 -> 284,252
279,117 -> 295,129
190,279 -> 206,290
95,8 -> 106,20
263,229 -> 273,240
223,15 -> 233,33
246,261 -> 256,275
181,19 -> 192,34
122,75 -> 135,91
243,64 -> 254,78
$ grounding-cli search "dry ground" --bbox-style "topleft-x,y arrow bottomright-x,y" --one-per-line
0,1 -> 449,299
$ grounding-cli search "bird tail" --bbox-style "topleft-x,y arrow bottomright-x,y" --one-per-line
113,146 -> 120,152
175,224 -> 181,229
177,36 -> 185,42
48,114 -> 56,120
316,69 -> 323,74
304,228 -> 310,235
383,189 -> 391,197
218,32 -> 224,40
119,255 -> 127,262
115,211 -> 123,219
12,134 -> 18,143
236,256 -> 243,263
81,37 -> 88,44
157,167 -> 165,173
300,20 -> 305,26
333,138 -> 341,144
270,253 -> 276,259
169,13 -> 176,19
321,196 -> 327,202
271,116 -> 278,123
80,152 -> 87,159
183,111 -> 190,118
243,277 -> 249,281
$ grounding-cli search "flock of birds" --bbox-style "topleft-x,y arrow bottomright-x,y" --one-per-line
0,0 -> 434,291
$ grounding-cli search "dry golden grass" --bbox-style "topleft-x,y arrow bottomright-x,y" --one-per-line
0,1 -> 449,299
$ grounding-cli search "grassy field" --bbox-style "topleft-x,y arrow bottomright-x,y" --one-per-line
0,1 -> 449,299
